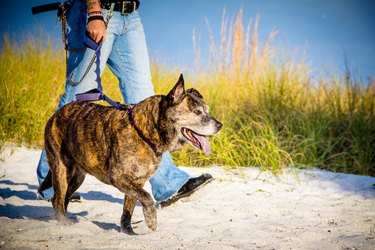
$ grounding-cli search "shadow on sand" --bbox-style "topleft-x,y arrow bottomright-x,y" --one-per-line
92,221 -> 121,232
92,219 -> 142,232
80,191 -> 142,206
0,203 -> 88,222
80,191 -> 123,204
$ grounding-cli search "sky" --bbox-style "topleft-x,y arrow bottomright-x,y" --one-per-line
1,0 -> 375,83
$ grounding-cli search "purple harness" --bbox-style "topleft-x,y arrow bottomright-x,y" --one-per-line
75,34 -> 157,154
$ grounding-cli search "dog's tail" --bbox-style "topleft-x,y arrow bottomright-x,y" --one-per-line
38,170 -> 52,193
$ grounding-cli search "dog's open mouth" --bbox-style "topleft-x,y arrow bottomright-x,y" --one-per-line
181,127 -> 211,156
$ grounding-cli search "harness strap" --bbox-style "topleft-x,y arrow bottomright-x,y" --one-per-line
128,106 -> 158,154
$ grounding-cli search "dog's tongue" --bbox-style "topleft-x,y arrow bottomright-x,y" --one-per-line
194,134 -> 211,156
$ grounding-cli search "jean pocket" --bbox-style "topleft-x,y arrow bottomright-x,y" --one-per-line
125,11 -> 144,32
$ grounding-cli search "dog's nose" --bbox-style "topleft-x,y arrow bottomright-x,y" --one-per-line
216,121 -> 223,131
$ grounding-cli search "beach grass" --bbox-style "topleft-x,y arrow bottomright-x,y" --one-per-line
0,9 -> 374,176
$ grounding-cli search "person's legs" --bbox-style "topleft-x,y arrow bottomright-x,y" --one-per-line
106,11 -> 190,202
36,150 -> 53,199
36,2 -> 117,199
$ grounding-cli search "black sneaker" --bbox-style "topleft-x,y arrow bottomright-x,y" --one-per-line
69,193 -> 81,203
159,173 -> 213,207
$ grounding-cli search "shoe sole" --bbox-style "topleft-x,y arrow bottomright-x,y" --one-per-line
159,177 -> 213,208
69,198 -> 81,203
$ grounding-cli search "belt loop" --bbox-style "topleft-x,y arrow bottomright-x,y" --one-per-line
110,2 -> 115,12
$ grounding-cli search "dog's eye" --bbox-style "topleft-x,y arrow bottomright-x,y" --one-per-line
194,109 -> 202,115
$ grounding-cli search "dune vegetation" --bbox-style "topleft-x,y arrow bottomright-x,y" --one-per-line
1,9 -> 374,176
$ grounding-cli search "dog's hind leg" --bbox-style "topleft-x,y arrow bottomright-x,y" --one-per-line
120,195 -> 137,235
64,167 -> 86,212
50,158 -> 71,224
45,118 -> 71,224
111,177 -> 157,233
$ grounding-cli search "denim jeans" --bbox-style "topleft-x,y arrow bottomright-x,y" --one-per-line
36,0 -> 190,202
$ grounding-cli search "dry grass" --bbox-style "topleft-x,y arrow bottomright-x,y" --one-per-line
0,8 -> 374,176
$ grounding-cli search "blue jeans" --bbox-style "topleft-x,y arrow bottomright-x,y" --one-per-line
36,0 -> 190,202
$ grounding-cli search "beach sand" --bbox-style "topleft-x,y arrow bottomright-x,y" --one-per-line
1,146 -> 374,249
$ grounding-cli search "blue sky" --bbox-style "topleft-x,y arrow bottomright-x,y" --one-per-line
2,0 -> 375,82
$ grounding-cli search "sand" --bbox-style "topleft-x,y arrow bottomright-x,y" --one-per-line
0,146 -> 374,249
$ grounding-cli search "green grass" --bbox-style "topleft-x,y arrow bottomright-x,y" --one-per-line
1,9 -> 374,176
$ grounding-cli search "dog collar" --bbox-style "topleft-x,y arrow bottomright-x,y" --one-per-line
127,106 -> 158,154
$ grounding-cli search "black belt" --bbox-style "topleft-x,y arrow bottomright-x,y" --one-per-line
101,1 -> 140,15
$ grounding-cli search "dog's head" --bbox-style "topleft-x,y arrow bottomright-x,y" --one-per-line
161,74 -> 222,155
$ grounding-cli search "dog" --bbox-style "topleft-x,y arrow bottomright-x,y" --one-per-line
39,74 -> 222,234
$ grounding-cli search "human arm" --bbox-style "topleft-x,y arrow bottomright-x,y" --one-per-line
86,0 -> 106,43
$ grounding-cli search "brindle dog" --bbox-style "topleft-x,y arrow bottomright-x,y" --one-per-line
39,74 -> 222,234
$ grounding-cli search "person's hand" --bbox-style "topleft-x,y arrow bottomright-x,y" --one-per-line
87,19 -> 106,43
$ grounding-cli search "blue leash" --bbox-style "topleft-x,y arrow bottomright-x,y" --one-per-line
75,33 -> 124,110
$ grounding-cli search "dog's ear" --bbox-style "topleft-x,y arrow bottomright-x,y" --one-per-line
166,74 -> 185,105
186,88 -> 203,99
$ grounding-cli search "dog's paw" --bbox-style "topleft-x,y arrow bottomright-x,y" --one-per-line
120,224 -> 137,235
143,206 -> 157,231
56,214 -> 74,225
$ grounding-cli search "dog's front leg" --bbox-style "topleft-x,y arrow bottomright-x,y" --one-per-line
120,195 -> 137,235
111,176 -> 157,233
